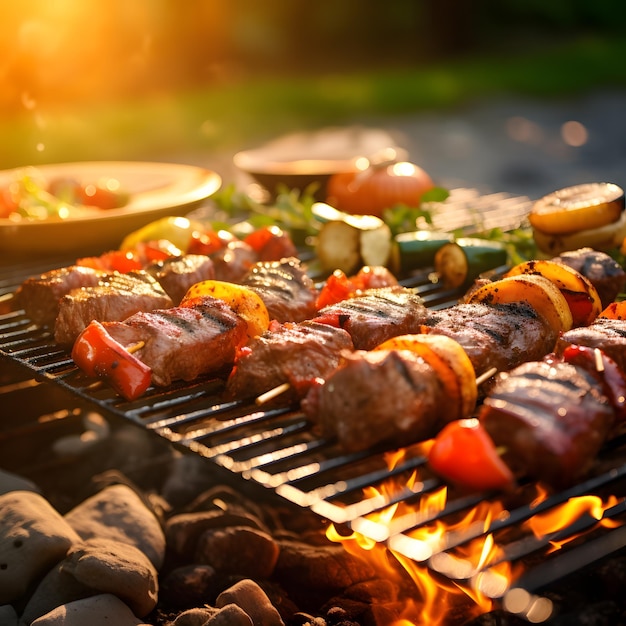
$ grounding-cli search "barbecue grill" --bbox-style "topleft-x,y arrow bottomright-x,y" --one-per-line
2,188 -> 626,624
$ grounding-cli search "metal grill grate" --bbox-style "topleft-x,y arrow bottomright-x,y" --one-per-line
2,190 -> 626,621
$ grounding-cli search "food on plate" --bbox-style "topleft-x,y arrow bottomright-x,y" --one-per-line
504,259 -> 602,327
238,257 -> 319,323
311,286 -> 430,350
553,247 -> 626,309
181,280 -> 270,339
225,320 -> 355,403
528,182 -> 626,255
325,158 -> 435,217
54,270 -> 173,346
0,168 -> 129,221
313,202 -> 393,274
434,237 -> 508,289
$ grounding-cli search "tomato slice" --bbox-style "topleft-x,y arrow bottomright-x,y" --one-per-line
428,418 -> 515,492
243,225 -> 297,261
316,270 -> 357,309
188,229 -> 236,256
72,321 -> 152,401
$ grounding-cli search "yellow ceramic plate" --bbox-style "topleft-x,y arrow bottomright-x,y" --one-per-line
0,161 -> 221,260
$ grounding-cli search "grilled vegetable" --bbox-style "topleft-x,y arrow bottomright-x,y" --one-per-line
428,418 -> 515,492
393,230 -> 453,273
71,320 -> 152,401
598,301 -> 626,320
120,216 -> 205,253
529,183 -> 626,255
374,334 -> 477,420
434,238 -> 508,289
466,273 -> 573,334
326,158 -> 435,218
181,279 -> 270,338
505,259 -> 602,327
314,203 -> 393,274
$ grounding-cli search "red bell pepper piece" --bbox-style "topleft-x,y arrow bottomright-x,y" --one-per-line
428,418 -> 515,492
315,270 -> 357,309
561,343 -> 626,423
71,321 -> 152,401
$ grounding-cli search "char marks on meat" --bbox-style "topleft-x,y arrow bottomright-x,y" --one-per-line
313,287 -> 429,350
103,295 -> 247,387
302,349 -> 449,452
557,317 -> 626,373
145,254 -> 215,305
421,301 -> 558,377
54,270 -> 173,346
479,359 -> 615,489
225,321 -> 355,403
554,247 -> 626,308
15,265 -> 105,327
241,257 -> 318,322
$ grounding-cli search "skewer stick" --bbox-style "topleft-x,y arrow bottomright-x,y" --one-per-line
475,366 -> 498,386
256,382 -> 291,405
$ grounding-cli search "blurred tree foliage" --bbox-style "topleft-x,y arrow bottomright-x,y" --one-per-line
1,0 -> 625,113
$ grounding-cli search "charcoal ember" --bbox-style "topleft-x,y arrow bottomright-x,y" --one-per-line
61,538 -> 158,618
274,539 -> 377,595
0,490 -> 81,605
30,593 -> 147,626
215,578 -> 285,626
289,613 -> 328,626
166,510 -> 269,560
184,485 -> 269,526
64,483 -> 166,570
194,526 -> 279,580
159,564 -> 220,609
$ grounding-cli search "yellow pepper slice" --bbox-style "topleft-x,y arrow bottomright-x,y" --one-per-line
181,280 -> 270,338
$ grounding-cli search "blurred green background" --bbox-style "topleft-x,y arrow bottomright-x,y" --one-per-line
1,0 -> 626,170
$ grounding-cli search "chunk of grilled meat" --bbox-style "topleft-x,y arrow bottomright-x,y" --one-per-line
241,257 -> 318,323
479,358 -> 615,489
103,295 -> 248,387
15,265 -> 105,327
54,270 -> 173,346
420,301 -> 558,378
302,349 -> 450,452
225,320 -> 355,404
557,316 -> 626,373
553,247 -> 626,309
211,241 -> 258,284
145,254 -> 215,305
312,287 -> 430,350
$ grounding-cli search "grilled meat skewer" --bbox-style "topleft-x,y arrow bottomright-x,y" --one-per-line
54,270 -> 173,346
225,320 -> 355,404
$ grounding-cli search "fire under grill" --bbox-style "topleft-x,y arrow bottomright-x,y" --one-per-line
2,256 -> 626,623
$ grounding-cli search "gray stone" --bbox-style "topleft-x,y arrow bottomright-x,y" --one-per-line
19,561 -> 94,626
216,579 -> 284,626
0,604 -> 18,626
170,607 -> 217,626
64,483 -> 166,569
207,603 -> 253,625
0,490 -> 81,605
0,469 -> 41,496
30,593 -> 148,626
61,538 -> 158,617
